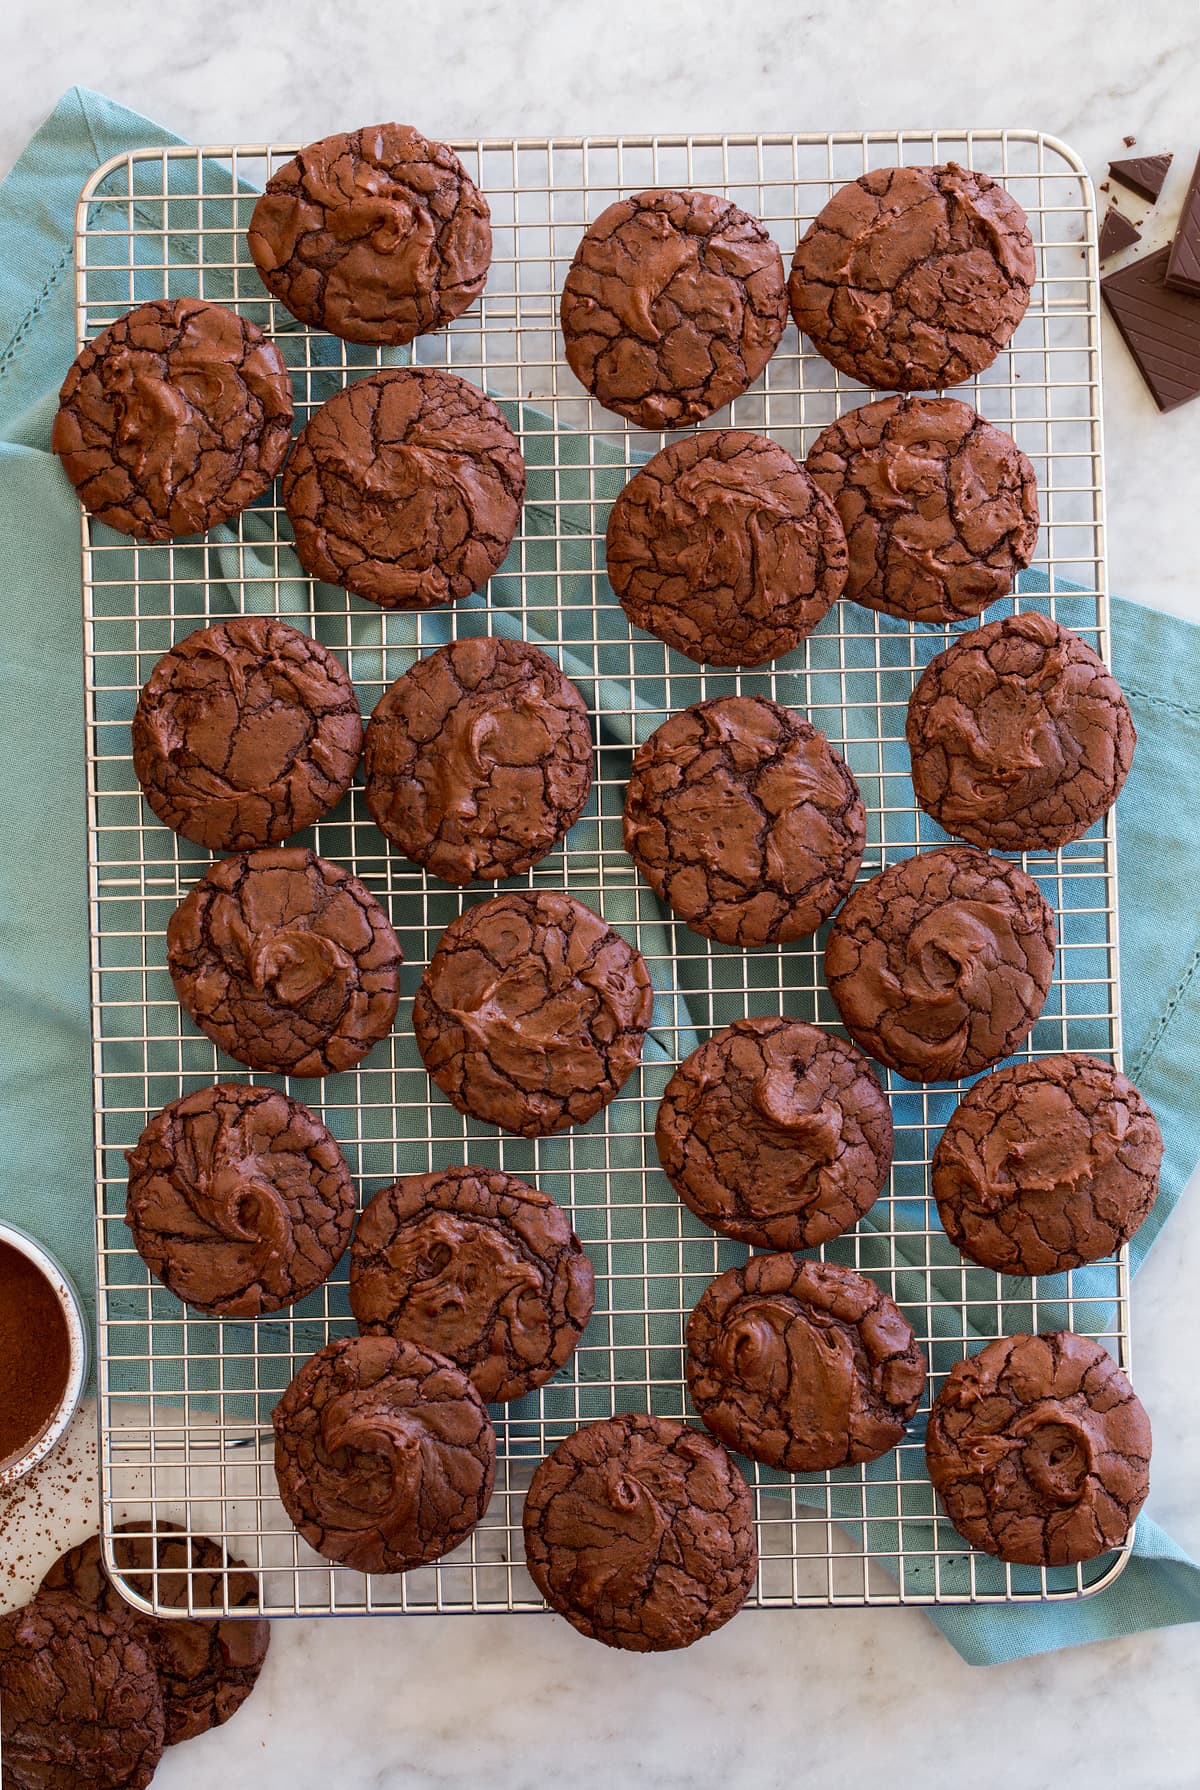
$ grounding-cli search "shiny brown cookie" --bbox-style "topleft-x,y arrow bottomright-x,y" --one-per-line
39,1523 -> 269,1747
560,189 -> 787,429
52,296 -> 293,542
281,368 -> 525,610
364,636 -> 593,883
788,163 -> 1036,391
623,695 -> 865,947
272,1335 -> 496,1574
806,396 -> 1039,622
925,1331 -> 1151,1564
933,1054 -> 1162,1276
125,1083 -> 355,1316
906,613 -> 1136,851
247,123 -> 491,345
686,1255 -> 927,1472
350,1166 -> 594,1402
0,1594 -> 164,1790
605,430 -> 848,666
131,616 -> 362,852
656,1017 -> 893,1249
412,891 -> 653,1136
167,847 -> 402,1078
522,1413 -> 757,1651
824,845 -> 1056,1083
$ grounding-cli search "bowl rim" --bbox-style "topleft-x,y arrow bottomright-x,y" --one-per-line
0,1222 -> 90,1490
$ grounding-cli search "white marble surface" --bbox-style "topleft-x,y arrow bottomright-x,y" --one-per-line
2,2 -> 1200,1784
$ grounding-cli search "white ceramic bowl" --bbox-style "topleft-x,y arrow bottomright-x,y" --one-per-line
0,1223 -> 89,1491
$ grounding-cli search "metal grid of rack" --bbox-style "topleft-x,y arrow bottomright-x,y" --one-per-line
78,130 -> 1129,1618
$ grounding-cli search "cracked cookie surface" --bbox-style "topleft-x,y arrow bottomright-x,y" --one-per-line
272,1335 -> 495,1574
364,636 -> 593,883
656,1017 -> 893,1249
40,1523 -> 269,1748
906,612 -> 1135,851
248,123 -> 491,345
52,296 -> 294,541
806,396 -> 1039,622
167,846 -> 402,1078
933,1054 -> 1161,1276
623,695 -> 865,947
281,368 -> 525,609
350,1165 -> 594,1402
824,845 -> 1056,1083
606,429 -> 848,666
925,1331 -> 1151,1564
560,189 -> 787,429
132,617 -> 362,851
788,163 -> 1035,392
125,1083 -> 355,1316
0,1593 -> 164,1789
412,890 -> 653,1136
687,1255 -> 926,1472
522,1412 -> 757,1651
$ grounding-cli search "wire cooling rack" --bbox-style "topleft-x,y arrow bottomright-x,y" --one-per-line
77,130 -> 1129,1619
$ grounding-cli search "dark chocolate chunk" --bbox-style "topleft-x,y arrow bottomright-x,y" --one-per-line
125,1083 -> 355,1317
1102,245 -> 1200,412
932,1053 -> 1162,1277
622,695 -> 865,948
40,1523 -> 269,1747
349,1165 -> 595,1402
1107,153 -> 1172,203
560,189 -> 787,429
686,1255 -> 927,1472
0,1593 -> 165,1788
1098,205 -> 1141,264
272,1335 -> 496,1574
1165,150 -> 1200,296
167,846 -> 403,1078
522,1413 -> 757,1651
247,123 -> 491,346
926,1331 -> 1151,1564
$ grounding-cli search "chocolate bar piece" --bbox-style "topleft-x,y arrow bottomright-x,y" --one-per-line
1099,206 -> 1141,262
1108,153 -> 1173,203
1166,150 -> 1200,297
1102,246 -> 1200,411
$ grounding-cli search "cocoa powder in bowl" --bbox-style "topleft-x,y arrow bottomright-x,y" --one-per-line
0,1239 -> 72,1469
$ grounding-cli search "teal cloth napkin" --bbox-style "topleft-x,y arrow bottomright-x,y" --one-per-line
2,87 -> 1199,1667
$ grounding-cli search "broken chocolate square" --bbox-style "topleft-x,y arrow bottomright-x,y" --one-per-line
1102,246 -> 1200,411
1166,150 -> 1200,297
1108,153 -> 1173,203
1099,206 -> 1141,262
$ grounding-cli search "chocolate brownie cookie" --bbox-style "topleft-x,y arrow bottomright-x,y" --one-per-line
167,847 -> 402,1078
52,296 -> 293,542
825,845 -> 1056,1083
364,636 -> 593,883
605,430 -> 848,666
789,164 -> 1036,392
247,123 -> 491,345
412,891 -> 653,1136
272,1336 -> 495,1573
522,1413 -> 757,1651
623,696 -> 865,948
282,368 -> 525,609
925,1331 -> 1151,1564
132,617 -> 362,851
933,1054 -> 1162,1277
125,1083 -> 355,1317
906,613 -> 1136,851
0,1594 -> 164,1789
656,1017 -> 893,1249
350,1166 -> 594,1402
806,396 -> 1039,622
560,189 -> 787,429
687,1255 -> 926,1472
40,1523 -> 269,1747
